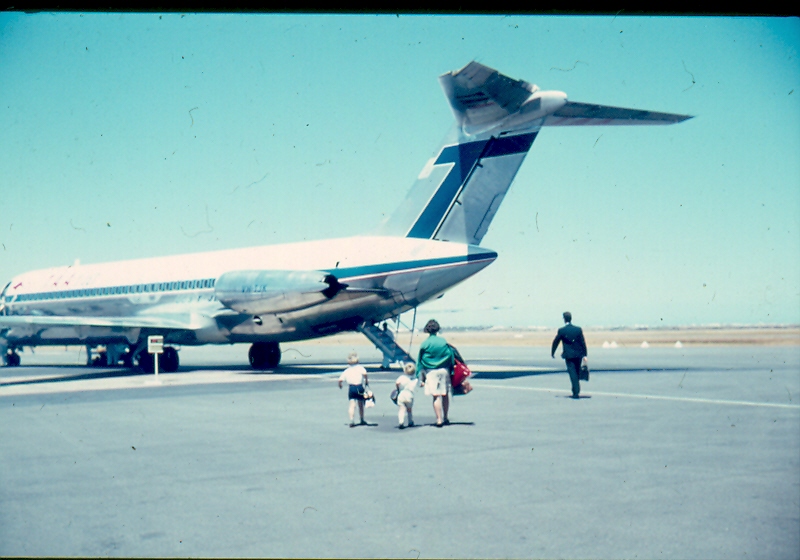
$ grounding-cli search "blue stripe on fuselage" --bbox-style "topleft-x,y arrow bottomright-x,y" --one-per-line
406,140 -> 489,240
406,132 -> 537,240
331,251 -> 497,281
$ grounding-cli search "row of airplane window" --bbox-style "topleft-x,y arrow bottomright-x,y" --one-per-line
12,278 -> 217,303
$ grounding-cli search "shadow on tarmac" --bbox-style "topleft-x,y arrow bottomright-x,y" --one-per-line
385,422 -> 477,430
0,363 -> 345,387
190,364 -> 343,375
0,367 -> 150,387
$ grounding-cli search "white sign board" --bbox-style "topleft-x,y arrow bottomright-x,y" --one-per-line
147,335 -> 164,354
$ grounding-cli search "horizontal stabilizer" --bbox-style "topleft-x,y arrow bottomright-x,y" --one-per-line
543,101 -> 692,126
439,61 -> 539,135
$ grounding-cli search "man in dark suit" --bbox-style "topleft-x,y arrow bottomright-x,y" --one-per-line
551,311 -> 588,398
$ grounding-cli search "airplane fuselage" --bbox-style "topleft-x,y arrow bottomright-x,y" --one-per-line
0,236 -> 496,348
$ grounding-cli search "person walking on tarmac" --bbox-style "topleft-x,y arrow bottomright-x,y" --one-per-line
551,311 -> 588,399
338,352 -> 368,427
395,362 -> 419,429
416,319 -> 455,427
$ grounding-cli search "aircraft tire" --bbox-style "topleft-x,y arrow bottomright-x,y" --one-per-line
249,342 -> 281,370
138,351 -> 155,374
162,347 -> 179,373
5,352 -> 21,367
122,349 -> 134,368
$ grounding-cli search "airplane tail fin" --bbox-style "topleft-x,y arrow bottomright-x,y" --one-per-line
376,61 -> 691,246
376,62 -> 543,246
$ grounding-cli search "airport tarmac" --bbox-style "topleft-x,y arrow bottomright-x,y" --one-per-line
1,340 -> 799,559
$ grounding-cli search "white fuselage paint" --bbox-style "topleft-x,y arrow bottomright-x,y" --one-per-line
1,236 -> 496,347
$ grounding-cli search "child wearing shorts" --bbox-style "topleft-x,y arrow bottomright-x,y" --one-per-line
395,362 -> 418,429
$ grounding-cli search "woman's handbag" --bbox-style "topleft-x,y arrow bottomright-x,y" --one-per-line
390,388 -> 399,405
451,353 -> 473,395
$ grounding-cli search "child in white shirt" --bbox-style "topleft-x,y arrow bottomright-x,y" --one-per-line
395,362 -> 419,429
338,352 -> 368,427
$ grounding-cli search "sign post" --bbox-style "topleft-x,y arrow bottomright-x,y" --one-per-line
147,335 -> 164,377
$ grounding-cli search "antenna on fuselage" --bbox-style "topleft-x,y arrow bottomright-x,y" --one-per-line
407,306 -> 418,359
0,282 -> 10,314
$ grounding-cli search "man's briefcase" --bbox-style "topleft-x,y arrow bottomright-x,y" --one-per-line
579,357 -> 590,381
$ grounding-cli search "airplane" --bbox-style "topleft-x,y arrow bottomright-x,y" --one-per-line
0,61 -> 691,372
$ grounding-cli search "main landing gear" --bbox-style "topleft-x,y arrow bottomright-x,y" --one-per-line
88,344 -> 134,368
137,346 -> 180,373
3,350 -> 20,367
249,342 -> 281,370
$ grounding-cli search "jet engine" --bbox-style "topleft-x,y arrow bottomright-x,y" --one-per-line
215,270 -> 345,315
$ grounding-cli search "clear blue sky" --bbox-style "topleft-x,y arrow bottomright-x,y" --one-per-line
1,13 -> 798,328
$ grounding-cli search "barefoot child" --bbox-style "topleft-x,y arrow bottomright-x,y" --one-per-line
395,362 -> 418,429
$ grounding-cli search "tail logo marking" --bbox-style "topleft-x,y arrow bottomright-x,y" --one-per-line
407,132 -> 537,240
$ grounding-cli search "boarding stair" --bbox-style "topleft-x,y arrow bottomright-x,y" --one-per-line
358,321 -> 414,369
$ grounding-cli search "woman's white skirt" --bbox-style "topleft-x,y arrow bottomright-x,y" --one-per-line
423,368 -> 451,397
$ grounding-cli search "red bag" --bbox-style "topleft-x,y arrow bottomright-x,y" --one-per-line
453,359 -> 472,394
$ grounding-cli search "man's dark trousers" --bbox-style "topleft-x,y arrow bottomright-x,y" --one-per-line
565,357 -> 581,397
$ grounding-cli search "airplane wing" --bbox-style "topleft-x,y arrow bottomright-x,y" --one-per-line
542,101 -> 692,126
0,313 -> 215,331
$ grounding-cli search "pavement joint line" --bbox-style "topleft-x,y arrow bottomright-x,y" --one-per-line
0,363 -> 537,387
474,382 -> 800,409
0,372 -> 333,397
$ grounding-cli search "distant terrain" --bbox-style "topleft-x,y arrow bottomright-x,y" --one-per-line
314,326 -> 800,348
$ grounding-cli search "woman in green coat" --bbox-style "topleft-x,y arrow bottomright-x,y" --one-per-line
416,319 -> 454,427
